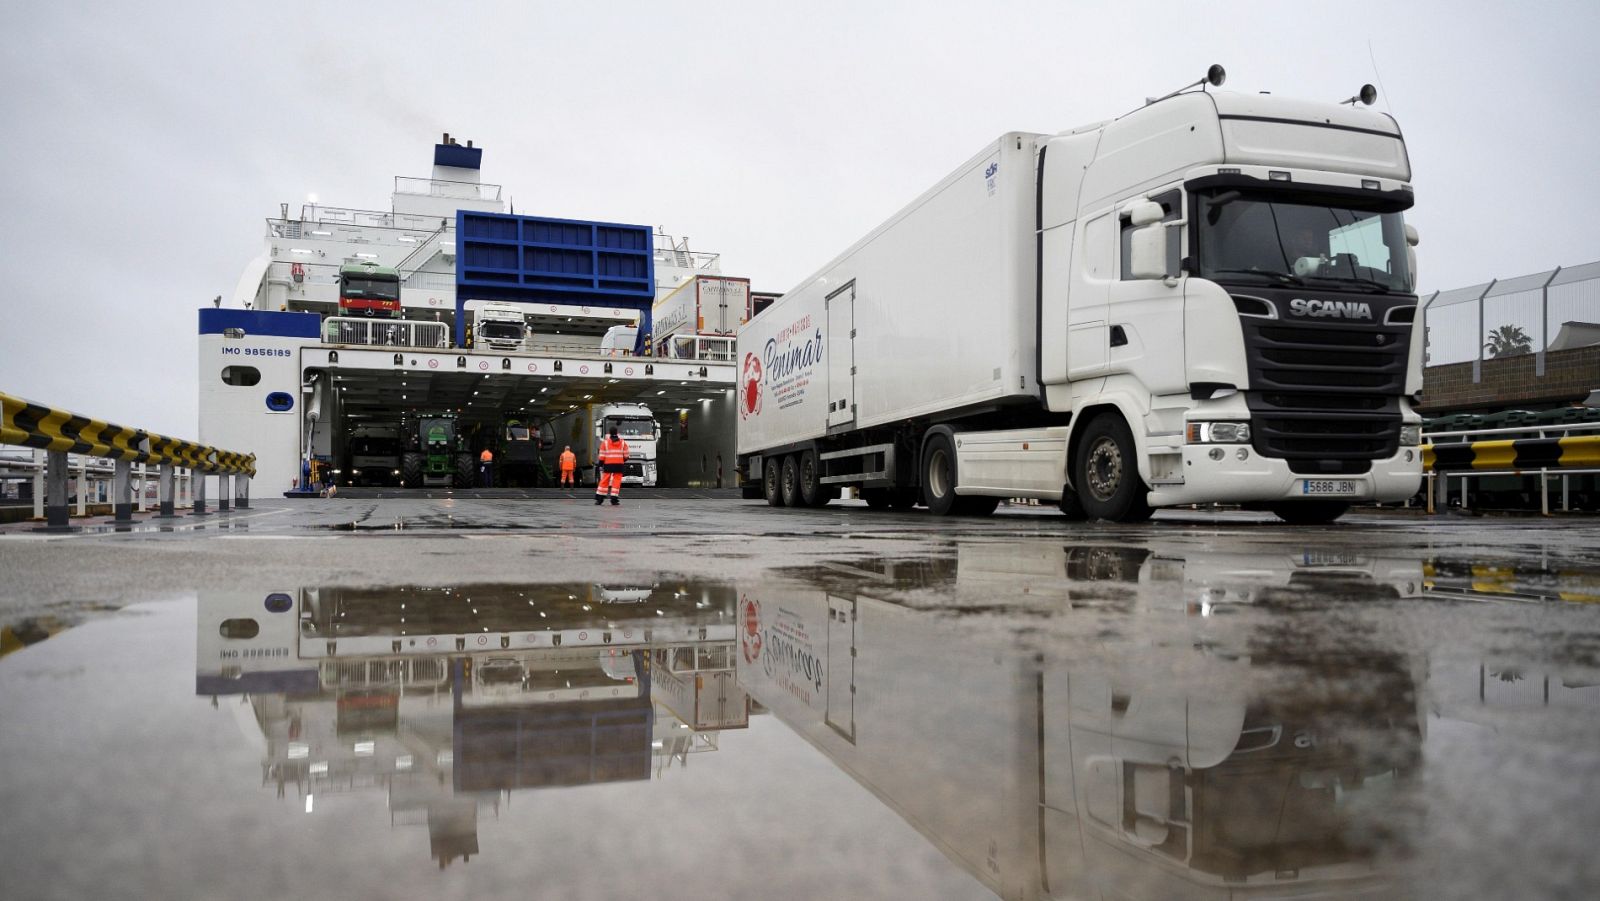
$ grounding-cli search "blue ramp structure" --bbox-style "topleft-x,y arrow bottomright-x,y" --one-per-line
455,212 -> 655,351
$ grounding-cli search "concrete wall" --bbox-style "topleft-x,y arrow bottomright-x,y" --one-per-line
1421,345 -> 1600,413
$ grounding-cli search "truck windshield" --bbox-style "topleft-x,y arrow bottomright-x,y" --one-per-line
480,322 -> 524,340
341,277 -> 400,301
1194,192 -> 1411,293
604,418 -> 654,438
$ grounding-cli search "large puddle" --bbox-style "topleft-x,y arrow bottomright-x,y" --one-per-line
3,540 -> 1599,899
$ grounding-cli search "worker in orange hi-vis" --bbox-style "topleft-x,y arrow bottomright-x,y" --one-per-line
595,427 -> 629,506
559,445 -> 577,488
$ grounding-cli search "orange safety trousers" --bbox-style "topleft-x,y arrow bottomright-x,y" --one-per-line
596,438 -> 629,498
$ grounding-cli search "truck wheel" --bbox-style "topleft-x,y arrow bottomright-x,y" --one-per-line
860,487 -> 891,509
921,433 -> 960,516
1058,486 -> 1088,521
780,455 -> 804,507
763,458 -> 785,507
1075,414 -> 1153,522
1269,501 -> 1350,525
454,453 -> 475,489
798,450 -> 829,507
400,453 -> 423,489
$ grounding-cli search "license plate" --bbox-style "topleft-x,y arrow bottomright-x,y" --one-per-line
1301,479 -> 1357,496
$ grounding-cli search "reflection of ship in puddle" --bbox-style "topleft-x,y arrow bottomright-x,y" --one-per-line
196,582 -> 750,867
741,547 -> 1432,900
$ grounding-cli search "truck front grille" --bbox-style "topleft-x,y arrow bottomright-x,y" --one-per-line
1239,304 -> 1411,470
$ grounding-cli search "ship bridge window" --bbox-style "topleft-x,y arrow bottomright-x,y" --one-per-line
221,366 -> 261,387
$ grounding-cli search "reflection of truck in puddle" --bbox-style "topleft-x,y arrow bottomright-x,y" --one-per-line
735,565 -> 1421,899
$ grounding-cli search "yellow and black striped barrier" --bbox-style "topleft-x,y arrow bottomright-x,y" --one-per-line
2,390 -> 257,527
1422,435 -> 1600,472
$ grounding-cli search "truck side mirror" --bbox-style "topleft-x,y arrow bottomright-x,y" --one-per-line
1404,224 -> 1420,293
1126,201 -> 1170,280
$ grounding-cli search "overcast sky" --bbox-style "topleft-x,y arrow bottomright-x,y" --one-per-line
2,0 -> 1596,437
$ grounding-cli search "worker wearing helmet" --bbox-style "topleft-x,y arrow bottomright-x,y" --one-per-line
595,427 -> 629,506
559,445 -> 577,488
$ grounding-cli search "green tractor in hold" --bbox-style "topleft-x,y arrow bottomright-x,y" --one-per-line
400,413 -> 475,488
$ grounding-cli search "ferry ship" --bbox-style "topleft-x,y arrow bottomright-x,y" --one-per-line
202,136 -> 764,494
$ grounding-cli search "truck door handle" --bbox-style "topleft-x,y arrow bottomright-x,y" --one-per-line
1109,325 -> 1128,348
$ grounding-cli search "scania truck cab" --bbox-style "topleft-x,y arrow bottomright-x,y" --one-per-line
737,69 -> 1425,524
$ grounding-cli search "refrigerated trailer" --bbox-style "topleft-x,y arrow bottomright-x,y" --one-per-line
736,70 -> 1426,524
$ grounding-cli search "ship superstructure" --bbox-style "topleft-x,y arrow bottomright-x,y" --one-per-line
203,137 -> 744,493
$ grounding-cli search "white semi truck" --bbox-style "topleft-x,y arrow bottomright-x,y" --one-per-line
736,69 -> 1425,524
735,560 -> 1423,899
471,301 -> 528,352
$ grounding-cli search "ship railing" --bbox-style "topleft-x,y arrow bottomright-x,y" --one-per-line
322,318 -> 451,350
652,231 -> 721,271
1,391 -> 254,530
286,205 -> 457,233
393,176 -> 502,201
657,334 -> 735,362
401,271 -> 455,291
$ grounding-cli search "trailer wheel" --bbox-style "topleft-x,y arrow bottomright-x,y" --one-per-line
1268,501 -> 1350,525
798,450 -> 829,507
1075,414 -> 1153,522
400,453 -> 423,489
763,458 -> 785,507
921,433 -> 960,516
861,487 -> 891,509
780,455 -> 804,507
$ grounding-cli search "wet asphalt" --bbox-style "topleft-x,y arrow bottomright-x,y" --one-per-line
1,494 -> 1598,899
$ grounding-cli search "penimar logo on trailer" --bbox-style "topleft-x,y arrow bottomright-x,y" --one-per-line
984,159 -> 999,196
1288,298 -> 1373,320
740,352 -> 764,420
740,596 -> 824,706
740,595 -> 763,663
744,313 -> 824,419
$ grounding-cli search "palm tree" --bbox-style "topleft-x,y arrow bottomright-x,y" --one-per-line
1484,324 -> 1533,359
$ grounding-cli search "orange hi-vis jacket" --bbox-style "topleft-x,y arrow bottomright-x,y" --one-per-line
479,449 -> 493,463
598,437 -> 629,467
559,450 -> 577,472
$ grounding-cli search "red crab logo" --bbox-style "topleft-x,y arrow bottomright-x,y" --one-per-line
740,596 -> 763,664
740,352 -> 764,420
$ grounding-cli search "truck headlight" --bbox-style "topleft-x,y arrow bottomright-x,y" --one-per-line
1400,424 -> 1421,447
1186,421 -> 1251,444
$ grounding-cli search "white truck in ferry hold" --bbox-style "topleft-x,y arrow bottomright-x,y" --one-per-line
736,67 -> 1425,524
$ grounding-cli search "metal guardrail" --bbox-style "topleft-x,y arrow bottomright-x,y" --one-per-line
1419,425 -> 1600,515
658,334 -> 735,362
323,317 -> 450,349
0,391 -> 256,529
